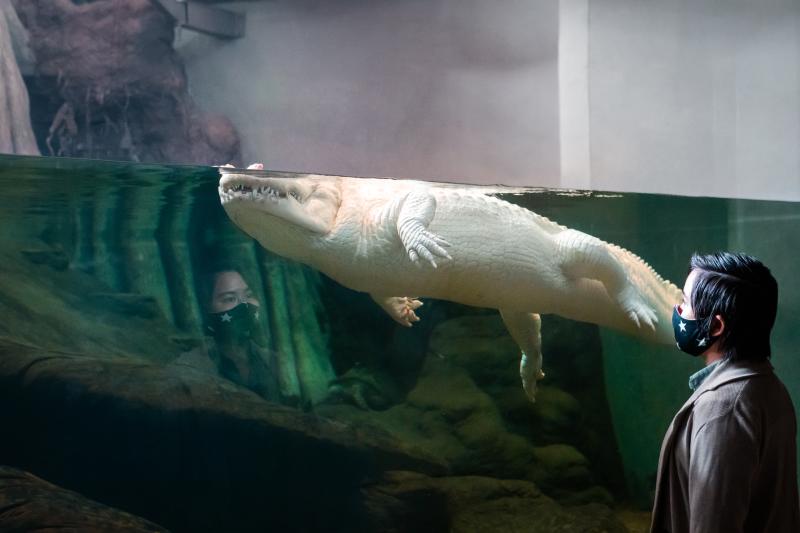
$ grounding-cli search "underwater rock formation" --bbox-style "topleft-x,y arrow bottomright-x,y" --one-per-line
317,312 -> 626,505
430,313 -> 627,498
0,247 -> 188,361
0,466 -> 168,532
0,338 -> 445,532
362,471 -> 628,533
0,1 -> 39,155
318,355 -> 607,498
11,0 -> 239,164
0,155 -> 337,406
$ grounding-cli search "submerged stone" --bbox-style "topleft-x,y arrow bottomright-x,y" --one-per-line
0,466 -> 167,532
0,338 -> 445,532
362,470 -> 628,533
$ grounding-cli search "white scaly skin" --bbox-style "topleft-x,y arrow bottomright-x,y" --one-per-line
219,165 -> 682,401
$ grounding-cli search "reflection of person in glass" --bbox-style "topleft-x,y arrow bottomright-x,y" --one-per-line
173,267 -> 283,403
651,252 -> 799,532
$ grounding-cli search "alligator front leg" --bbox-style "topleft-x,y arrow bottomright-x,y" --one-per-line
555,229 -> 657,330
396,190 -> 452,268
500,310 -> 545,402
371,295 -> 424,327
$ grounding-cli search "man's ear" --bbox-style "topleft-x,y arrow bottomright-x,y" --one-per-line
710,314 -> 725,337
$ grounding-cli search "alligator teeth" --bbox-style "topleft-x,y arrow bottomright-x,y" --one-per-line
225,182 -> 292,202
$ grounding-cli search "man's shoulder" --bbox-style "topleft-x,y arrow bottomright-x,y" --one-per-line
693,378 -> 749,420
694,368 -> 793,426
737,369 -> 795,413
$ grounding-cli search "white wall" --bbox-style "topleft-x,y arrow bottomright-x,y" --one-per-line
179,1 -> 800,200
177,0 -> 560,187
560,0 -> 800,201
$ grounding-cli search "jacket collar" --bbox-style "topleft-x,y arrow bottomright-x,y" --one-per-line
678,358 -> 773,414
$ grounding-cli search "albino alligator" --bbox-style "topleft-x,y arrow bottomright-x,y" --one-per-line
218,164 -> 681,401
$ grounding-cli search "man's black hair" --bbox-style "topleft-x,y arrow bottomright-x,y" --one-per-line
689,251 -> 778,362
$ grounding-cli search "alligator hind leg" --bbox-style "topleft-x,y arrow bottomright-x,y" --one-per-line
500,310 -> 544,402
555,229 -> 657,330
371,295 -> 424,327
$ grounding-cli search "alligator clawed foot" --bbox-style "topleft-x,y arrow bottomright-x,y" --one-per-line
405,228 -> 452,269
520,352 -> 545,403
619,286 -> 658,331
373,296 -> 424,327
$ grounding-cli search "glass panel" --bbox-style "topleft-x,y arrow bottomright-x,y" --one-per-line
2,154 -> 797,531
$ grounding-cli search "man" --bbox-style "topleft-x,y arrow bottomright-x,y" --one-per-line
172,266 -> 284,403
651,252 -> 799,532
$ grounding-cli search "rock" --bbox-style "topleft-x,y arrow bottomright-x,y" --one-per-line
12,0 -> 240,164
88,292 -> 165,320
321,354 -> 619,502
0,339 -> 445,532
320,356 -> 608,493
362,471 -> 629,533
20,246 -> 69,270
0,465 -> 168,532
403,357 -> 541,480
556,485 -> 615,507
428,311 -> 629,501
527,385 -> 582,443
406,356 -> 497,416
326,365 -> 402,411
532,444 -> 594,491
0,1 -> 39,155
429,315 -> 519,389
0,250 -> 189,361
452,500 -> 626,533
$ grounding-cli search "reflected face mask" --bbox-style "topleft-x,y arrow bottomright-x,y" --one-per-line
207,302 -> 267,347
672,305 -> 719,357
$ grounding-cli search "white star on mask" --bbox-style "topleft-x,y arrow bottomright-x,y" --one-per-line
697,338 -> 707,347
221,313 -> 232,322
678,321 -> 687,333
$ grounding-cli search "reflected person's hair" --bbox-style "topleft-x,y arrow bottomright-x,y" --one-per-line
689,252 -> 778,362
197,262 -> 243,312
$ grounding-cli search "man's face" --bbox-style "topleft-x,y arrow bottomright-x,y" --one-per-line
210,271 -> 259,313
678,269 -> 699,320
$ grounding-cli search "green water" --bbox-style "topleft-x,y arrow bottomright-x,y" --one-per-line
1,153 -> 798,532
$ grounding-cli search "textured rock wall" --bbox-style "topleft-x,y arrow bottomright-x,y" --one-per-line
0,1 -> 39,155
12,0 -> 240,165
0,156 -> 337,405
0,339 -> 444,532
0,338 -> 632,532
0,466 -> 168,532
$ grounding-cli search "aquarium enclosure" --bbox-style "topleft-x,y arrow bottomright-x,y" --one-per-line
2,0 -> 800,531
0,154 -> 798,532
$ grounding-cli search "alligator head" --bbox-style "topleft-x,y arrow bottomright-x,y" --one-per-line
218,170 -> 341,259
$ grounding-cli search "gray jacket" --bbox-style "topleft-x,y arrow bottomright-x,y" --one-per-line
651,359 -> 799,533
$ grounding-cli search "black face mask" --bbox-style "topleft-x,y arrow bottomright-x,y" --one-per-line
672,305 -> 720,357
207,302 -> 267,347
